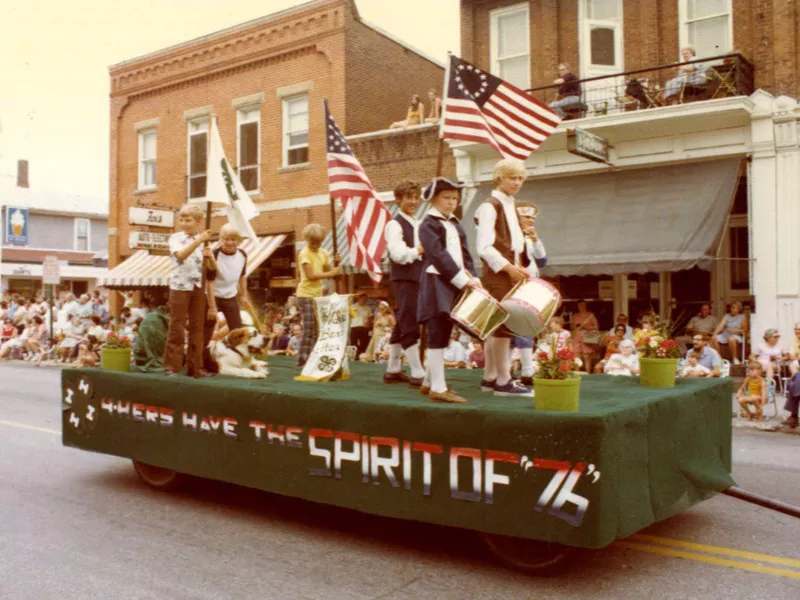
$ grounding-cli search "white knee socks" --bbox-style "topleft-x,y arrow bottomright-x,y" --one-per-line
495,337 -> 512,386
520,347 -> 534,377
428,349 -> 446,393
386,343 -> 403,373
403,343 -> 425,379
484,336 -> 498,382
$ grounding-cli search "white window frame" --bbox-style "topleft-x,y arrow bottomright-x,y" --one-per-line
186,118 -> 210,201
137,128 -> 157,191
489,2 -> 530,89
282,94 -> 309,168
678,0 -> 733,60
74,218 -> 91,252
579,0 -> 624,76
237,106 -> 261,192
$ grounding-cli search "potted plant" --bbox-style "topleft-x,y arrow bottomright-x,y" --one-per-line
101,332 -> 133,372
533,337 -> 583,412
635,317 -> 681,388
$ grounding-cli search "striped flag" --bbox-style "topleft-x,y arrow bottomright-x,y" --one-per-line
440,55 -> 561,161
324,101 -> 391,285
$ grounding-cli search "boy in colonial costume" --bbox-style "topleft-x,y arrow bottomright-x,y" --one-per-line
514,201 -> 548,385
383,181 -> 426,387
475,159 -> 533,396
417,177 -> 481,404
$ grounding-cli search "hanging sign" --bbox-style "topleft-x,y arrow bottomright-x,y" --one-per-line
129,231 -> 170,251
5,206 -> 29,245
567,128 -> 610,164
43,255 -> 61,285
295,294 -> 351,382
128,207 -> 174,228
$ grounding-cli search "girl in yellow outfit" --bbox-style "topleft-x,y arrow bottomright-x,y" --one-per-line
735,362 -> 767,421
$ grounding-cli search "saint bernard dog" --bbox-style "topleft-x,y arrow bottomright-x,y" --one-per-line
209,326 -> 269,379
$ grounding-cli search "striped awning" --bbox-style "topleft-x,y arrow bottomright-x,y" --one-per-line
99,234 -> 287,289
322,201 -> 430,275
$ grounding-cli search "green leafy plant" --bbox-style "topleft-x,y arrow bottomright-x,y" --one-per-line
105,331 -> 132,350
536,334 -> 582,380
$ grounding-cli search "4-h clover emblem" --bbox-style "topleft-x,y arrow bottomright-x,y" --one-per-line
62,375 -> 99,434
316,355 -> 337,372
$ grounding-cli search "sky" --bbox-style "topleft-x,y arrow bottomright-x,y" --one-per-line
0,0 -> 459,199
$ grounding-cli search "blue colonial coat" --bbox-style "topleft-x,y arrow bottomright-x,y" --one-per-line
417,209 -> 477,324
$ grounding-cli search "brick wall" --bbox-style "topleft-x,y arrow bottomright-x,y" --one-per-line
461,0 -> 800,99
348,125 -> 456,192
344,12 -> 445,134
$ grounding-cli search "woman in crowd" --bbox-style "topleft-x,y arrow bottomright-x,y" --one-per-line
604,339 -> 640,376
571,302 -> 600,373
390,94 -> 424,129
58,316 -> 86,363
363,301 -> 396,362
788,322 -> 800,376
751,328 -> 790,381
22,315 -> 47,360
594,324 -> 627,373
712,300 -> 748,364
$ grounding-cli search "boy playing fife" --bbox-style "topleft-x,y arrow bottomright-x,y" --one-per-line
164,204 -> 215,377
417,178 -> 481,404
382,180 -> 425,387
475,159 -> 536,396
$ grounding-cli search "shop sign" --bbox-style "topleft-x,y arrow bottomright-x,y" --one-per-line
12,266 -> 32,276
129,231 -> 170,251
567,128 -> 609,164
43,255 -> 61,285
598,280 -> 614,300
5,206 -> 29,245
627,280 -> 638,299
128,207 -> 174,228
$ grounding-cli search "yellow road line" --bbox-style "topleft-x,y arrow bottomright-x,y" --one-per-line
0,419 -> 60,436
631,534 -> 800,569
616,541 -> 800,580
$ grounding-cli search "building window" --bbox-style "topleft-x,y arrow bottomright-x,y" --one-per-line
680,0 -> 732,59
138,129 -> 157,189
584,0 -> 623,69
490,3 -> 530,89
187,119 -> 209,199
237,107 -> 260,191
283,95 -> 309,167
75,218 -> 90,251
729,225 -> 750,291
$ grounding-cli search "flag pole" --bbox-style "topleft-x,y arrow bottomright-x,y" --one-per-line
329,196 -> 341,294
435,51 -> 453,178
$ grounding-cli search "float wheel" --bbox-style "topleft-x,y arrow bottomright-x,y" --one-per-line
132,460 -> 186,491
481,533 -> 573,575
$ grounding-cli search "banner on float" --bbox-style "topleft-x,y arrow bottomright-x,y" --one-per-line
295,294 -> 350,382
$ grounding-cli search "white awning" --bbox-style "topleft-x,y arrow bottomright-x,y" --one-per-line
99,234 -> 287,289
464,158 -> 742,277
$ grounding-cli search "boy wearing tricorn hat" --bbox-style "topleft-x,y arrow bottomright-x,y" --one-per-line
382,180 -> 426,387
475,158 -> 534,396
417,177 -> 481,404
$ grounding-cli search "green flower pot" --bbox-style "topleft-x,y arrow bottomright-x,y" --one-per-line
639,357 -> 678,388
101,348 -> 131,372
533,377 -> 581,412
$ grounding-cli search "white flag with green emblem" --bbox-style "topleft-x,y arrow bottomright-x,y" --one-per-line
205,117 -> 259,240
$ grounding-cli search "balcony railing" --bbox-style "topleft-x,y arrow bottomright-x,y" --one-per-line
528,53 -> 754,121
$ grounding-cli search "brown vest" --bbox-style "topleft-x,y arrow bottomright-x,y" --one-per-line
475,197 -> 530,288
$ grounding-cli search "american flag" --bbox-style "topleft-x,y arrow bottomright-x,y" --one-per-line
440,55 -> 561,161
325,102 -> 391,284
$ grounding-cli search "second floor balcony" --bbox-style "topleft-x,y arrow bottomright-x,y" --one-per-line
530,53 -> 754,121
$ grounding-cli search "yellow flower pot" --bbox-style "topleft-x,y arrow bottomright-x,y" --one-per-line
101,348 -> 131,372
639,357 -> 678,388
533,377 -> 581,412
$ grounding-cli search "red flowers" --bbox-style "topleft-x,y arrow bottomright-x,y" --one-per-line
661,339 -> 677,349
558,361 -> 571,372
538,351 -> 549,361
557,348 -> 575,361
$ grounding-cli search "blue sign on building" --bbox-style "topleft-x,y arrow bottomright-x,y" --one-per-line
5,206 -> 29,245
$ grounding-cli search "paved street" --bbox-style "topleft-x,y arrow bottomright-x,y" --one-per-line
1,363 -> 798,600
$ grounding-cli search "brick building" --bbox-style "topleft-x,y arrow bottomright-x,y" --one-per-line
105,0 -> 445,303
450,0 -> 800,358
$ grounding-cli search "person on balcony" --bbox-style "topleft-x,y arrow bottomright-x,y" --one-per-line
548,63 -> 582,118
390,94 -> 425,129
661,46 -> 708,104
425,88 -> 442,123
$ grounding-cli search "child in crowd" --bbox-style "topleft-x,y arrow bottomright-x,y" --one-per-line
287,324 -> 302,357
475,159 -> 533,397
680,351 -> 711,377
417,177 -> 480,403
295,223 -> 341,368
736,362 -> 767,421
76,335 -> 101,368
163,204 -> 214,377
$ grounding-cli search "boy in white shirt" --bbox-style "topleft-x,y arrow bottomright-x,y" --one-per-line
163,204 -> 213,377
680,351 -> 711,377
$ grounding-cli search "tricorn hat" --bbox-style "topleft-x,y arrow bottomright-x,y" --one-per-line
422,177 -> 466,201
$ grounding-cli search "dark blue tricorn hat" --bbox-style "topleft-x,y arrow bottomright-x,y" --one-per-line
422,177 -> 466,202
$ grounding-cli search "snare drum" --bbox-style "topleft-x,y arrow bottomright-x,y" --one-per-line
450,287 -> 509,340
501,278 -> 561,337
